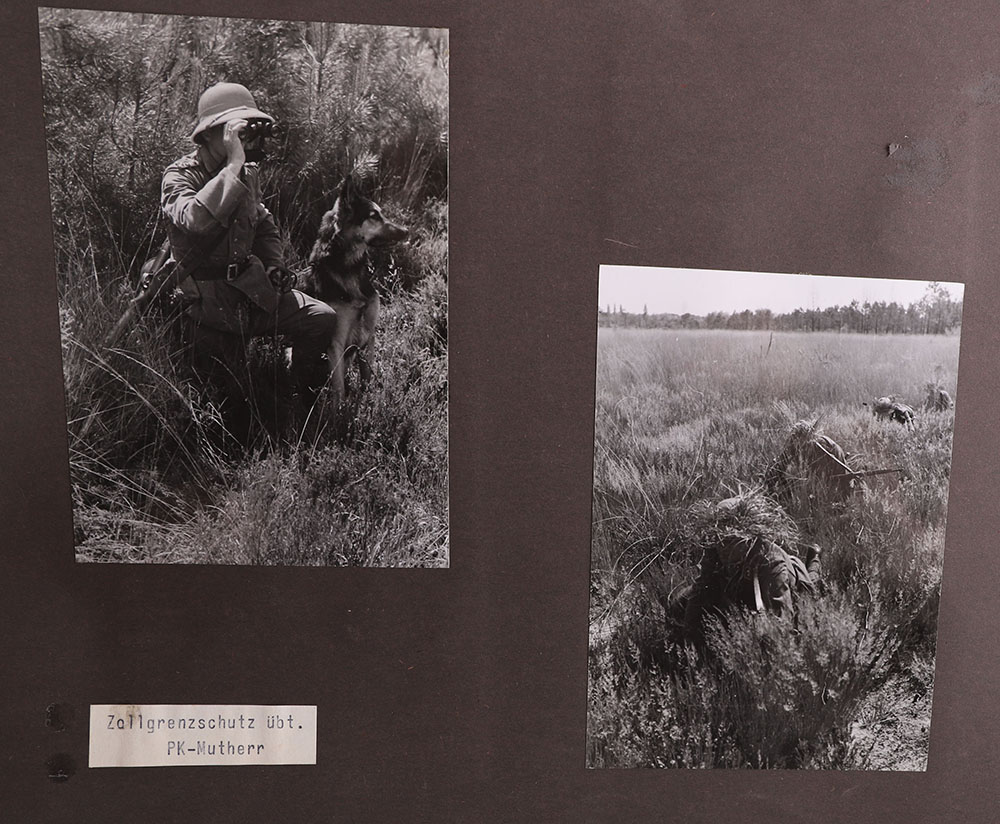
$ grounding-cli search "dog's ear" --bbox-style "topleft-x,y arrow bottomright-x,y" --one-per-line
337,175 -> 359,221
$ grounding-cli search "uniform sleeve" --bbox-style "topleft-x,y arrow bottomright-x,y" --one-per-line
251,204 -> 285,268
162,164 -> 250,235
802,545 -> 822,588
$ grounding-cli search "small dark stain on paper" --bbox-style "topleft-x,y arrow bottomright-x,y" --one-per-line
885,137 -> 952,194
45,753 -> 75,782
45,704 -> 74,732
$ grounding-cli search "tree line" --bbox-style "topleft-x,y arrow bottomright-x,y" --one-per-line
599,283 -> 962,335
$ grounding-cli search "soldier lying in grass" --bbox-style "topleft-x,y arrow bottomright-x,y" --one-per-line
662,493 -> 822,648
672,534 -> 822,647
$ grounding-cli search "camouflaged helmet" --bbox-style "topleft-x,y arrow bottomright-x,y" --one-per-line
190,82 -> 274,143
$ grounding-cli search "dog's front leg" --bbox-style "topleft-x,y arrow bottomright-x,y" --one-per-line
357,294 -> 380,387
327,329 -> 349,405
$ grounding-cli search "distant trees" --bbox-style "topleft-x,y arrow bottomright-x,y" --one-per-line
597,282 -> 962,335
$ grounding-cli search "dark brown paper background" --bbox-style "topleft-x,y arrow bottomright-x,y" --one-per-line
2,0 -> 998,821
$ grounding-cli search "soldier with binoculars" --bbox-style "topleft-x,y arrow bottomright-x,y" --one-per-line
159,82 -> 337,444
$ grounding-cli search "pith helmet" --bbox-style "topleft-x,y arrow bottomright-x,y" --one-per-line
190,82 -> 274,142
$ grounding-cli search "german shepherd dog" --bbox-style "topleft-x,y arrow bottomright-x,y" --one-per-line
306,175 -> 409,402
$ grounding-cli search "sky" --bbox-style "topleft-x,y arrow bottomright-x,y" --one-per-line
598,265 -> 965,316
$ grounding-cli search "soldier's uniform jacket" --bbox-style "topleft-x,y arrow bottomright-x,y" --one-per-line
679,536 -> 819,644
753,540 -> 816,616
162,147 -> 283,332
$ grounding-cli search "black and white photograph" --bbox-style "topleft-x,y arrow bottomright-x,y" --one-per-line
40,8 -> 449,566
587,265 -> 963,769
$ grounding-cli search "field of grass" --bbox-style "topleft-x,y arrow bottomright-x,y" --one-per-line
588,328 -> 960,769
63,238 -> 448,567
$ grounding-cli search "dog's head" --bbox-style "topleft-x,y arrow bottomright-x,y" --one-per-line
315,175 -> 409,251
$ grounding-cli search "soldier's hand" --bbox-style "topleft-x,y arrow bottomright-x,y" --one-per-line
223,119 -> 247,171
266,265 -> 297,293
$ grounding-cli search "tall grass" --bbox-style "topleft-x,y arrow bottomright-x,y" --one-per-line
66,237 -> 448,566
588,328 -> 958,768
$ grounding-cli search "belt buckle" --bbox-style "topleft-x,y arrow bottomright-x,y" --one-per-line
226,262 -> 240,281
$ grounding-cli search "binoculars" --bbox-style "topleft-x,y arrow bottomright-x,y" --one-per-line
240,119 -> 275,141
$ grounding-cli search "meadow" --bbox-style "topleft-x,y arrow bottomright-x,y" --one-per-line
587,327 -> 960,769
64,259 -> 448,567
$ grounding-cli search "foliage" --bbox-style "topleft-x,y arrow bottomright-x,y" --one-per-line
600,282 -> 963,335
67,269 -> 448,566
39,8 -> 449,279
588,593 -> 926,769
588,328 -> 957,767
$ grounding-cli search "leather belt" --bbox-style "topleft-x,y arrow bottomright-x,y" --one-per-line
191,258 -> 249,281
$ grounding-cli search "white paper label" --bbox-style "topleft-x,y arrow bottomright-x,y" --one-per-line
89,704 -> 317,767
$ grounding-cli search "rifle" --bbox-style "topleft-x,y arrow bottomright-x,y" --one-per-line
76,227 -> 229,442
100,239 -> 175,351
812,439 -> 906,480
102,215 -> 242,346
837,467 -> 907,479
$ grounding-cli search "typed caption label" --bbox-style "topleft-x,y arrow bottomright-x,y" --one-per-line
89,704 -> 317,767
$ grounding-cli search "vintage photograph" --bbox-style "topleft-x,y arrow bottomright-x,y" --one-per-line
587,265 -> 963,769
40,8 -> 449,565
